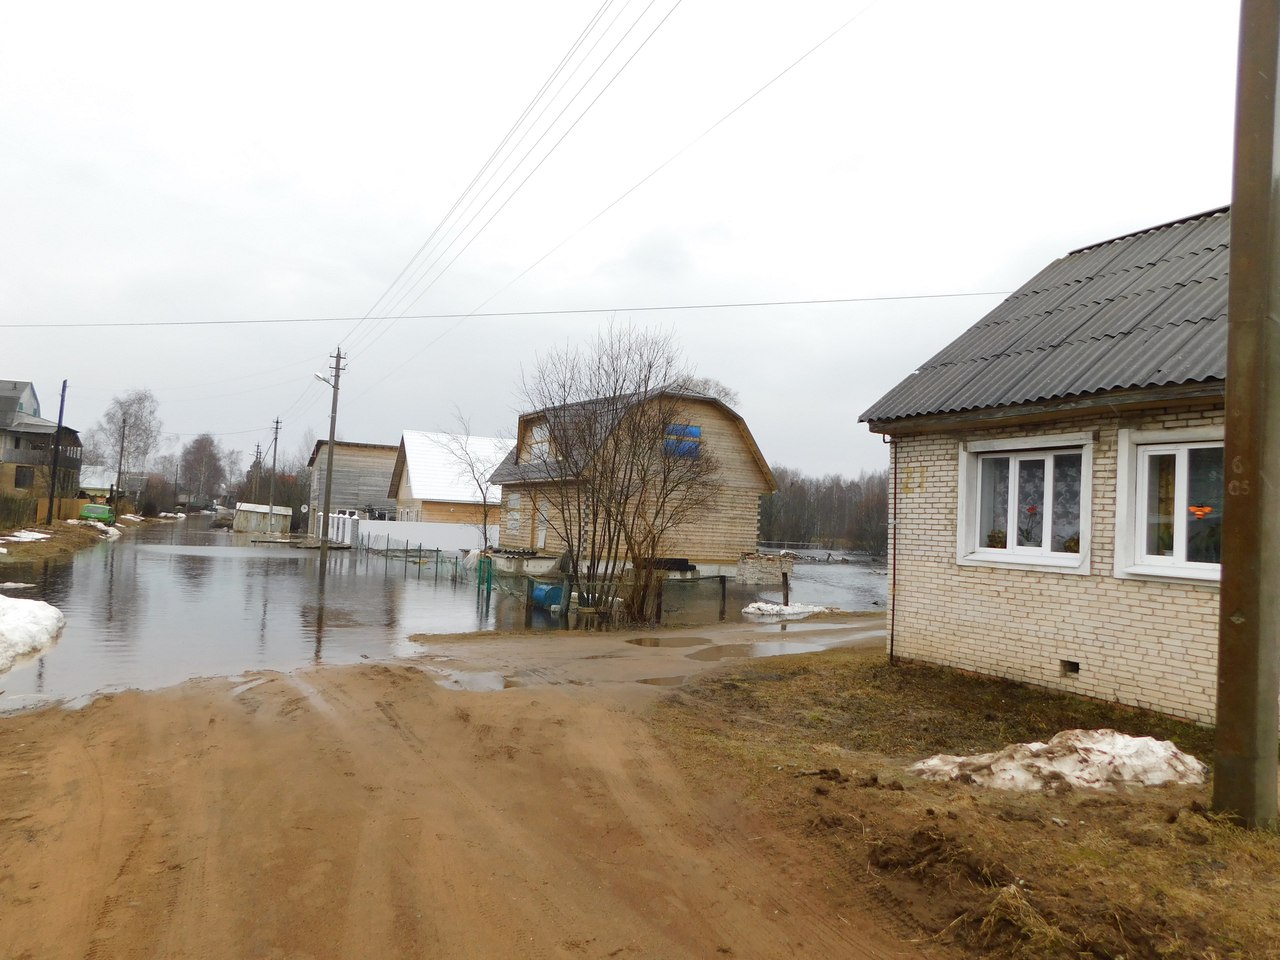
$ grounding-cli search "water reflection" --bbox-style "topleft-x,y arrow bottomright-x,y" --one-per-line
0,522 -> 887,711
0,518 -> 526,710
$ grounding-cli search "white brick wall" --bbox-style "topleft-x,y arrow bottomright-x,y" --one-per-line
887,403 -> 1223,724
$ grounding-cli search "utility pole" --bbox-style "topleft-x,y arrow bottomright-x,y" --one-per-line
44,380 -> 68,525
267,417 -> 281,536
1214,0 -> 1280,829
250,443 -> 262,502
317,348 -> 345,586
114,414 -> 127,510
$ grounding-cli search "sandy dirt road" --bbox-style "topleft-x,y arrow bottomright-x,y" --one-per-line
0,620 -> 927,959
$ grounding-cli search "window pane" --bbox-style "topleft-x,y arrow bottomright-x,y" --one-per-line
1186,446 -> 1224,563
978,457 -> 1009,549
1016,459 -> 1045,547
1051,453 -> 1082,553
1144,453 -> 1176,557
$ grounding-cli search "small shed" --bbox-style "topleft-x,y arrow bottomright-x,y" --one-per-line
233,502 -> 292,534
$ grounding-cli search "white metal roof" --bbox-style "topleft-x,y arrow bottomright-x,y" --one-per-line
399,430 -> 514,503
234,502 -> 293,516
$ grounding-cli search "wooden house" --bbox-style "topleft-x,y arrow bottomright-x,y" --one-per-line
0,379 -> 82,500
387,430 -> 512,526
305,440 -> 398,536
489,389 -> 776,574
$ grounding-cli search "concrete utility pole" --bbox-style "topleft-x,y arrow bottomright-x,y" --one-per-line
44,380 -> 67,525
1214,0 -> 1280,829
317,348 -> 345,586
267,417 -> 281,536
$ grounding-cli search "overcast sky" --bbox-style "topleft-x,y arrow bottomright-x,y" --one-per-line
2,1 -> 1240,478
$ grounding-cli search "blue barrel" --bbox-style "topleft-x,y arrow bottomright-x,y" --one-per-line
531,583 -> 562,609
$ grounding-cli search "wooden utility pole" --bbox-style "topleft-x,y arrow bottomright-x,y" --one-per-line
250,443 -> 262,502
114,414 -> 127,509
267,417 -> 281,536
1214,0 -> 1280,829
318,349 -> 345,586
44,380 -> 67,525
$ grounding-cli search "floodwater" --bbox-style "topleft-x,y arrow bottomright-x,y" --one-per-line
0,521 -> 886,711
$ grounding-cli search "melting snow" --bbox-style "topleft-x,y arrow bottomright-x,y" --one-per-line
120,514 -> 145,522
66,519 -> 121,539
0,594 -> 65,672
742,601 -> 829,619
1,529 -> 51,543
910,729 -> 1207,791
0,582 -> 35,591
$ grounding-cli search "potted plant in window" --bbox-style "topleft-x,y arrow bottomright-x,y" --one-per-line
986,529 -> 1007,548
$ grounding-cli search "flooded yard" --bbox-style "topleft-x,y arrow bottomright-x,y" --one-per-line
0,520 -> 885,710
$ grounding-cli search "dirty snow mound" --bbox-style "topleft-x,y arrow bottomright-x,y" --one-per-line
742,601 -> 828,619
66,519 -> 121,539
121,514 -> 145,522
1,529 -> 51,543
0,582 -> 35,591
910,729 -> 1207,791
0,594 -> 65,672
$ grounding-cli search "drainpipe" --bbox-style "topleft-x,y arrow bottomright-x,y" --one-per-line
886,433 -> 898,665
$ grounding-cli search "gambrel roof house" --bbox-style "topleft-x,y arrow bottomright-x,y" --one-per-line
861,207 -> 1229,724
490,388 -> 776,572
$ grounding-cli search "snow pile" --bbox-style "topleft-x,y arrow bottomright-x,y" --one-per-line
0,594 -> 65,672
742,601 -> 829,619
66,519 -> 121,539
120,514 -> 145,522
0,582 -> 35,591
1,529 -> 51,543
159,512 -> 185,520
910,729 -> 1208,791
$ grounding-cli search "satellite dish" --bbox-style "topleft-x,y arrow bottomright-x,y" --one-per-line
300,504 -> 309,514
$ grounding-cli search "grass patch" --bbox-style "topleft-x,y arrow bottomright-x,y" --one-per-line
653,648 -> 1280,960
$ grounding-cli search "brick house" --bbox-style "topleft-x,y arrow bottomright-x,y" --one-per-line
860,208 -> 1229,723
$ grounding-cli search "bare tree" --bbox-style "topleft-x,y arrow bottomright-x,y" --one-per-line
670,375 -> 740,408
516,324 -> 720,624
92,389 -> 162,478
180,434 -> 227,505
432,408 -> 508,550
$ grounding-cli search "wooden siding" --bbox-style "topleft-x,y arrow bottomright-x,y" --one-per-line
497,398 -> 769,563
395,473 -> 501,525
308,444 -> 398,533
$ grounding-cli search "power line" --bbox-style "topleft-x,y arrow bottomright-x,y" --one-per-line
342,0 -> 624,352
0,290 -> 1011,330
346,0 -> 886,376
348,0 -> 684,358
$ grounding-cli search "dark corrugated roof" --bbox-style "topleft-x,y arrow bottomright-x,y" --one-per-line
860,206 -> 1230,425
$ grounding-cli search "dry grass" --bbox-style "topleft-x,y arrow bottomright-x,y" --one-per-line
653,648 -> 1280,960
0,521 -> 107,562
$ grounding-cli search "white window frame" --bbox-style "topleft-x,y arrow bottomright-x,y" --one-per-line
1115,427 -> 1222,583
956,431 -> 1093,574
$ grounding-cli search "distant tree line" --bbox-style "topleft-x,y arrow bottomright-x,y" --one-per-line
758,465 -> 889,555
82,387 -> 313,527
